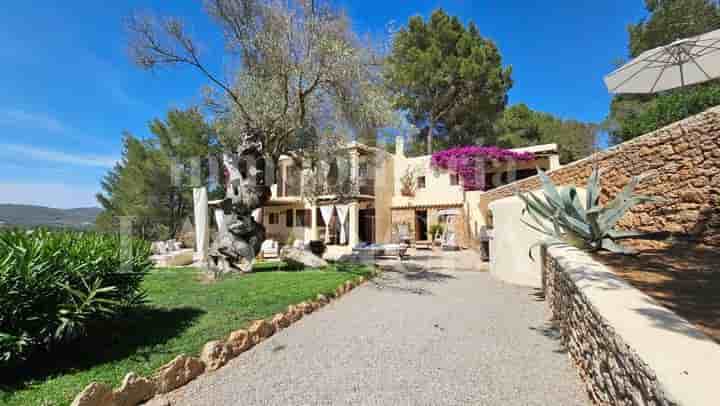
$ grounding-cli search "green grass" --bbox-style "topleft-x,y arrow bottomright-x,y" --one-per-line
1,263 -> 371,406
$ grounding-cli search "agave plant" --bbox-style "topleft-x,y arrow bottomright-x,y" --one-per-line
517,166 -> 662,256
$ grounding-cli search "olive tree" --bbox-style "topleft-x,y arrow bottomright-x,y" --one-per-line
126,0 -> 395,272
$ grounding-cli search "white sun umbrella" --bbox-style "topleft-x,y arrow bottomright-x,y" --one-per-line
604,28 -> 720,94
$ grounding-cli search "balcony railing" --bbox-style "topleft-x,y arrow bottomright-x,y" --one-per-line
274,177 -> 374,198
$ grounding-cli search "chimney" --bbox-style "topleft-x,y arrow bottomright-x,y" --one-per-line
395,135 -> 405,157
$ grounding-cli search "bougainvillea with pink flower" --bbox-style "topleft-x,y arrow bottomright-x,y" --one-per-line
431,146 -> 535,191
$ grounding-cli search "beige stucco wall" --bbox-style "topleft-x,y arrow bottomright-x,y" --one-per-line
392,154 -> 465,208
373,152 -> 394,244
489,188 -> 585,288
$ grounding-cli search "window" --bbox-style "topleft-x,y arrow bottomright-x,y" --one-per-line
268,213 -> 279,225
417,176 -> 426,189
359,161 -> 369,178
295,209 -> 311,227
450,174 -> 459,186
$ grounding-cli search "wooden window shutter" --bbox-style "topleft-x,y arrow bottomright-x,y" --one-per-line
286,209 -> 293,227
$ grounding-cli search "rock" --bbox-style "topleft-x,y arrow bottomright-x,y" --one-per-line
286,305 -> 303,322
335,285 -> 345,297
271,313 -> 290,330
316,294 -> 329,304
152,355 -> 205,394
279,246 -> 328,269
200,340 -> 233,372
227,329 -> 253,355
71,382 -> 113,406
344,280 -> 354,291
298,301 -> 313,314
248,319 -> 274,343
112,372 -> 155,406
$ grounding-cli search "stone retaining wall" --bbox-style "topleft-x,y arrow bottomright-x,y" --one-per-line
479,106 -> 720,246
543,245 -> 720,406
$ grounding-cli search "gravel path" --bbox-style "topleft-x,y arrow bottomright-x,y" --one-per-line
163,252 -> 588,406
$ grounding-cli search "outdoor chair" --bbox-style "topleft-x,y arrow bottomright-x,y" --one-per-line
261,239 -> 279,258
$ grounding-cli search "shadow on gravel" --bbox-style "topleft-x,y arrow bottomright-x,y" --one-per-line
529,322 -> 568,354
370,265 -> 455,296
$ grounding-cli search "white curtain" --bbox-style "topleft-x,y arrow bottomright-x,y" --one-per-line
214,209 -> 228,234
335,204 -> 349,244
319,206 -> 334,243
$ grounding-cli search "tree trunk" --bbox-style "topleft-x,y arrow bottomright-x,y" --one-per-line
427,121 -> 434,155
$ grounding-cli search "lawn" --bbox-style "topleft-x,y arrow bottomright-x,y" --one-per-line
1,262 -> 371,406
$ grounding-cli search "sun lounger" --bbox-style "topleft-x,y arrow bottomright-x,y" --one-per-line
352,243 -> 409,260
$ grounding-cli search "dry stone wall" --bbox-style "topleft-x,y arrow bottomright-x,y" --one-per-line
543,248 -> 678,406
479,107 -> 720,246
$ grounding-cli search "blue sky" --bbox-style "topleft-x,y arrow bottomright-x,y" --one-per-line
0,1 -> 647,208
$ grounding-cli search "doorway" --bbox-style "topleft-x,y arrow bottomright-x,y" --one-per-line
359,208 -> 376,243
415,209 -> 428,241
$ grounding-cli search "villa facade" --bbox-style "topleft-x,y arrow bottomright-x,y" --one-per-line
260,137 -> 561,248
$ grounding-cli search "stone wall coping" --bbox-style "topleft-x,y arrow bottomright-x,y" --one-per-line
547,245 -> 720,406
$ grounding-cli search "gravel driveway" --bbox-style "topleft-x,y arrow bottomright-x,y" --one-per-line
161,251 -> 588,406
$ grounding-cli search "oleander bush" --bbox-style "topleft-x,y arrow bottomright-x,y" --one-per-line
0,229 -> 152,367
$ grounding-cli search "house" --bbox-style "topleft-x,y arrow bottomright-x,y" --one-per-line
260,137 -> 560,248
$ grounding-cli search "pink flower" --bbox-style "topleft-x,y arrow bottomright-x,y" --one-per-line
430,146 -> 535,191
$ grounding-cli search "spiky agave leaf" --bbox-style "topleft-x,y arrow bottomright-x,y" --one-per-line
586,166 -> 601,211
516,167 -> 665,257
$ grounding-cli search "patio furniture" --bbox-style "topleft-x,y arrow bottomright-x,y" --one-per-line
396,224 -> 412,245
261,239 -> 279,259
441,231 -> 460,251
309,240 -> 327,256
478,227 -> 493,261
352,243 -> 409,260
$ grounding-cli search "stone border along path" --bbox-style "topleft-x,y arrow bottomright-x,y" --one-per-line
70,271 -> 375,406
150,251 -> 589,406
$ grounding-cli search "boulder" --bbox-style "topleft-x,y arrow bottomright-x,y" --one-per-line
227,329 -> 253,355
71,382 -> 113,406
112,372 -> 155,406
271,313 -> 290,330
152,355 -> 205,394
279,246 -> 328,269
200,340 -> 233,372
248,319 -> 274,344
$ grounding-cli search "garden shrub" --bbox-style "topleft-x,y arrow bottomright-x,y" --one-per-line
617,83 -> 720,141
0,229 -> 152,367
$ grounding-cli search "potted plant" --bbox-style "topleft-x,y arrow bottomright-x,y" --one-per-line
308,240 -> 326,256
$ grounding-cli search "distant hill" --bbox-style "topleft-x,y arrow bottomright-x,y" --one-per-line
0,204 -> 102,228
